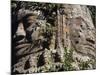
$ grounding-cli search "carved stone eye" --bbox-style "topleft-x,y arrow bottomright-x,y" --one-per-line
75,40 -> 79,44
78,35 -> 80,38
80,24 -> 83,28
79,30 -> 82,32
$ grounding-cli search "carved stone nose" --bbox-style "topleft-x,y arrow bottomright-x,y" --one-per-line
15,22 -> 26,37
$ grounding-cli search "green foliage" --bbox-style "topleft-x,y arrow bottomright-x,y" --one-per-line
79,60 -> 96,70
79,61 -> 90,70
63,48 -> 74,71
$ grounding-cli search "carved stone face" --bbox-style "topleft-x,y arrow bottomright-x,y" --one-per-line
14,14 -> 38,43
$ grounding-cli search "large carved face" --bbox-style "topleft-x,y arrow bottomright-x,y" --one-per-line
14,14 -> 38,43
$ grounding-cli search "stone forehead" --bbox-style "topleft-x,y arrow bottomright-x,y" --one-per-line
18,9 -> 40,20
25,13 -> 38,20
